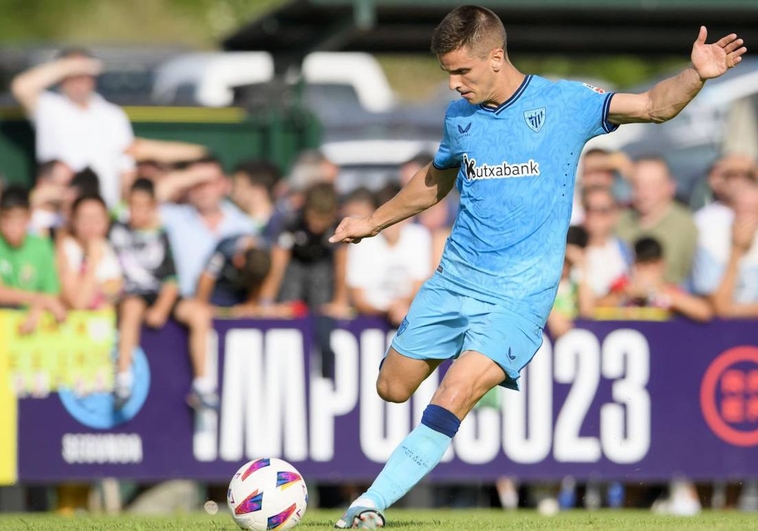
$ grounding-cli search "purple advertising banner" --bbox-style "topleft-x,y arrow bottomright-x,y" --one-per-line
16,317 -> 758,483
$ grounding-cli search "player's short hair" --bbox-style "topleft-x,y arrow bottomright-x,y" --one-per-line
566,225 -> 588,248
130,177 -> 155,198
0,186 -> 30,212
241,247 -> 272,289
634,237 -> 664,263
304,183 -> 338,215
431,5 -> 507,57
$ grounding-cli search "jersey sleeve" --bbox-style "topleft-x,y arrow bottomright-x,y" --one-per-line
561,81 -> 618,140
203,238 -> 234,280
433,105 -> 461,170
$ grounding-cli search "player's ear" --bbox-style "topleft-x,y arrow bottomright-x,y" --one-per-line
490,47 -> 505,72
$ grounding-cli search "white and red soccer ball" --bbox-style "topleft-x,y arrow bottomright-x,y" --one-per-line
227,457 -> 308,531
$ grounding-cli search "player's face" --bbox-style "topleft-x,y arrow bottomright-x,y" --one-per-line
439,46 -> 501,105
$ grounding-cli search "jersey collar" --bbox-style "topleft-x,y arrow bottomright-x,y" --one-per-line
479,75 -> 532,115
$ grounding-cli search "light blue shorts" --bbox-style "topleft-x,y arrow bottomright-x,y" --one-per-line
390,276 -> 544,391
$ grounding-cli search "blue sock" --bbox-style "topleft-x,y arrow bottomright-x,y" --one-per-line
360,405 -> 461,511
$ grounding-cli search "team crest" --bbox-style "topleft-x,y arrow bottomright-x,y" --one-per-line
523,107 -> 546,133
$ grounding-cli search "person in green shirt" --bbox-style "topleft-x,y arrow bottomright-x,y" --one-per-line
0,186 -> 66,333
616,157 -> 698,285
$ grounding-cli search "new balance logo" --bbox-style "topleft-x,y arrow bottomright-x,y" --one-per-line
457,122 -> 472,135
462,154 -> 541,181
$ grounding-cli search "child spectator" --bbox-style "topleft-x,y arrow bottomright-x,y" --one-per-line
109,179 -> 179,408
0,187 -> 66,333
195,234 -> 272,316
341,187 -> 375,219
600,237 -> 712,322
546,226 -> 594,338
346,184 -> 433,326
260,183 -> 349,316
57,194 -> 122,310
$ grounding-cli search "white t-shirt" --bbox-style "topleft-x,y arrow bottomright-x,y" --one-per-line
62,237 -> 122,280
585,237 -> 631,296
690,205 -> 758,302
33,91 -> 135,207
347,223 -> 432,311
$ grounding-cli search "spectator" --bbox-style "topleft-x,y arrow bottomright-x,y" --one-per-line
195,235 -> 273,316
571,148 -> 633,225
691,176 -> 758,317
57,195 -> 122,310
276,150 -> 339,217
600,237 -> 712,322
29,160 -> 74,237
159,157 -> 256,298
11,48 -> 135,208
341,187 -> 375,219
346,184 -> 433,327
260,183 -> 348,315
581,186 -> 632,297
157,159 -> 253,408
694,153 -> 757,230
109,179 -> 178,408
0,187 -> 65,333
616,157 -> 697,284
231,159 -> 284,241
58,168 -> 101,240
546,226 -> 594,339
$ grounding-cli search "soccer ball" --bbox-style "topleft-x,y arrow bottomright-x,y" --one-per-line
227,457 -> 308,531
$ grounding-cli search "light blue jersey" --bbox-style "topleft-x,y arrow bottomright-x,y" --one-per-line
432,75 -> 617,326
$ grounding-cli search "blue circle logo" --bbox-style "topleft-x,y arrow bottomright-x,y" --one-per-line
59,346 -> 151,429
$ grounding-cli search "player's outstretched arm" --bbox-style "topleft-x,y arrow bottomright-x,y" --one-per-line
330,164 -> 457,244
608,26 -> 746,125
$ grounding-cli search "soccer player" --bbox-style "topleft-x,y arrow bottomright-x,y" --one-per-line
328,5 -> 746,529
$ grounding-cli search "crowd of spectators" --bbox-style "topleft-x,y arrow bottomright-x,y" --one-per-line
1,50 -> 758,416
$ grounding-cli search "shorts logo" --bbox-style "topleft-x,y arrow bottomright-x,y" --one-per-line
523,107 -> 546,133
700,346 -> 758,447
397,317 -> 409,336
462,154 -> 541,181
507,347 -> 516,361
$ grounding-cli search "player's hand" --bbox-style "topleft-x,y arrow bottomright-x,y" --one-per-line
328,216 -> 378,244
691,26 -> 747,80
144,307 -> 169,329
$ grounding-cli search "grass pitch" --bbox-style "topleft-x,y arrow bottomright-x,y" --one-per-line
1,509 -> 757,530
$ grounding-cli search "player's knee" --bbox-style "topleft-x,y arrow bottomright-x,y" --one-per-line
376,377 -> 411,404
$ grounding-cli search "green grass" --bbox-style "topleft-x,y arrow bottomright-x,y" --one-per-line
1,510 -> 758,531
